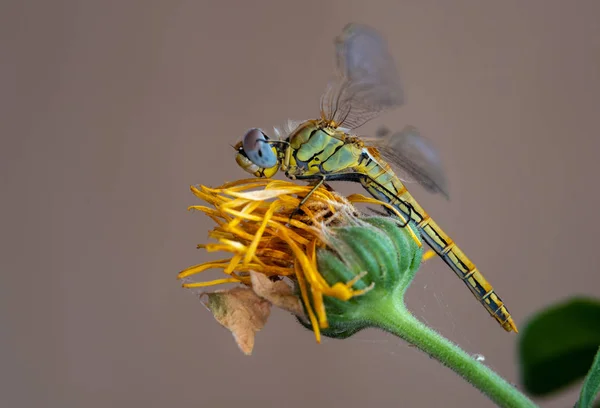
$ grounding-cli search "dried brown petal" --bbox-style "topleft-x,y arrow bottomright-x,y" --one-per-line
250,271 -> 305,318
201,287 -> 271,355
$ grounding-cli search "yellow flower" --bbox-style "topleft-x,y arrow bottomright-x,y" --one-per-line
177,178 -> 423,344
175,179 -> 537,408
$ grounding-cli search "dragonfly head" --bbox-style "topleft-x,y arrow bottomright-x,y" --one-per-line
234,128 -> 281,178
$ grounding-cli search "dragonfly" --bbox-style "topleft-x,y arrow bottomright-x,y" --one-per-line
233,23 -> 517,333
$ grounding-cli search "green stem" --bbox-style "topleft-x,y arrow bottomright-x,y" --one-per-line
364,298 -> 538,408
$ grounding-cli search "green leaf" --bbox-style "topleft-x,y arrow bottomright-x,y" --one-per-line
577,346 -> 600,408
518,297 -> 600,396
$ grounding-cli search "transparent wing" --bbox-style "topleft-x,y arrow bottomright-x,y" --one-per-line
320,23 -> 404,130
362,126 -> 450,199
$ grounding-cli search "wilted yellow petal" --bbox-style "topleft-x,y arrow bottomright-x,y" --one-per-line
243,201 -> 281,266
183,278 -> 241,288
293,258 -> 321,343
226,188 -> 303,201
178,260 -> 233,279
179,178 -> 394,345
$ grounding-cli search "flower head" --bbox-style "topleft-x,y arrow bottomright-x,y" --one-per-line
178,178 -> 424,351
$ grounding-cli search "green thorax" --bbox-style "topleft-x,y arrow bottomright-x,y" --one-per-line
285,120 -> 363,177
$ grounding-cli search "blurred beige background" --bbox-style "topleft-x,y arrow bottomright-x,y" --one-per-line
2,1 -> 600,407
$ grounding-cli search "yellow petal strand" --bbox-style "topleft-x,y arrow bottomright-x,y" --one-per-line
306,237 -> 364,301
203,243 -> 242,254
227,188 -> 302,201
312,290 -> 328,329
191,186 -> 227,206
223,208 -> 313,247
220,180 -> 271,192
187,205 -> 216,214
215,239 -> 248,253
422,249 -> 436,263
223,262 -> 285,275
218,177 -> 269,190
305,237 -> 329,327
276,228 -> 319,287
221,225 -> 257,242
276,229 -> 331,330
268,215 -> 319,235
266,220 -> 312,246
205,214 -> 229,227
207,230 -> 237,242
220,208 -> 265,223
256,247 -> 294,263
293,258 -> 321,343
305,238 -> 332,292
227,200 -> 262,229
224,253 -> 244,275
221,197 -> 253,211
243,201 -> 279,266
177,259 -> 232,279
298,203 -> 316,221
263,179 -> 290,189
182,277 -> 242,288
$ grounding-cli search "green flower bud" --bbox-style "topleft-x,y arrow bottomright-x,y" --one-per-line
297,216 -> 423,339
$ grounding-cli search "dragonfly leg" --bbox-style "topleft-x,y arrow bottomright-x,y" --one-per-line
322,181 -> 334,191
288,175 -> 327,223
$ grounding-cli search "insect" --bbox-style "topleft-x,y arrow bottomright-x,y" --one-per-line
234,23 -> 517,332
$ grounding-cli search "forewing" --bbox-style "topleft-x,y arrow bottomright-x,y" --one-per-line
320,23 -> 404,130
363,126 -> 450,199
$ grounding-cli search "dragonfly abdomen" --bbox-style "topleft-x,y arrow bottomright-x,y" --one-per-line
355,154 -> 518,332
416,216 -> 517,332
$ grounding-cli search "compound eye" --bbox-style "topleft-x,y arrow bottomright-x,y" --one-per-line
241,128 -> 277,168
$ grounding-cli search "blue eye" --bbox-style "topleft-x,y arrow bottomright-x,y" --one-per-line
242,128 -> 278,168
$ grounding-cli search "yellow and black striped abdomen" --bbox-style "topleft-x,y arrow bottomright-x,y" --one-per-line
356,148 -> 517,332
283,123 -> 517,332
